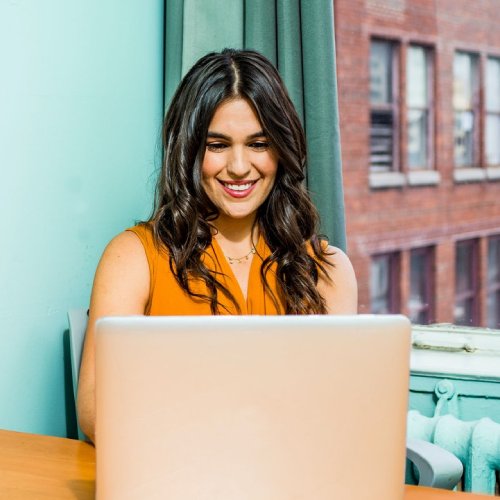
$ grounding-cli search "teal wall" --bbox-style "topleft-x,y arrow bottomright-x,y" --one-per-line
0,1 -> 164,436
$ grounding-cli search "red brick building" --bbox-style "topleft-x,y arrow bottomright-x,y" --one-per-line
334,0 -> 500,326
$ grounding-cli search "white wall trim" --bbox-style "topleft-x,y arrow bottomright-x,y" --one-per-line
453,167 -> 487,183
369,171 -> 406,189
411,324 -> 500,381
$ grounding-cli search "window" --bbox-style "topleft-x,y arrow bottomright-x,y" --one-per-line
487,236 -> 500,329
407,46 -> 433,169
453,52 -> 479,167
371,253 -> 400,313
486,57 -> 500,166
370,40 -> 398,172
454,240 -> 479,326
408,247 -> 434,324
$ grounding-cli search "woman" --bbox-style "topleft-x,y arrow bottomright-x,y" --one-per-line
77,49 -> 357,443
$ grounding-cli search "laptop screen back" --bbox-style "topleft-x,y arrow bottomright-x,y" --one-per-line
95,314 -> 411,500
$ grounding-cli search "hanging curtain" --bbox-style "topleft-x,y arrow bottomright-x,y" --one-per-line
164,0 -> 346,251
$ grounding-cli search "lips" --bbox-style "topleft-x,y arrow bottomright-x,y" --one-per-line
218,179 -> 258,198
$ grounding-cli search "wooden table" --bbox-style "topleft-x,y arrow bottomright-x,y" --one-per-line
0,429 -> 492,499
0,429 -> 94,499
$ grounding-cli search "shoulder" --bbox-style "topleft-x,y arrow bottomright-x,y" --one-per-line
316,245 -> 358,314
91,229 -> 150,313
101,229 -> 148,266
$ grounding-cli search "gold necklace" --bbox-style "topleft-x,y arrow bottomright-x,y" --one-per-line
227,246 -> 256,265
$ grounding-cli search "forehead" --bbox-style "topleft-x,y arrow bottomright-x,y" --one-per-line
208,98 -> 264,135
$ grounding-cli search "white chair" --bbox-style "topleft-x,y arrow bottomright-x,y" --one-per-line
67,308 -> 89,441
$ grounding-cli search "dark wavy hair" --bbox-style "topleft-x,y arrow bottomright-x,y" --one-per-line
148,48 -> 332,314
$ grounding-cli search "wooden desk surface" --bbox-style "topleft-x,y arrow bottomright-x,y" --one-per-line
0,429 -> 492,499
0,429 -> 95,499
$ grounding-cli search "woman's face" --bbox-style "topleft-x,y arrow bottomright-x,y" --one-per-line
201,98 -> 278,224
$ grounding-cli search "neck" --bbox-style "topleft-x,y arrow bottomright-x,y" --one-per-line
210,214 -> 258,245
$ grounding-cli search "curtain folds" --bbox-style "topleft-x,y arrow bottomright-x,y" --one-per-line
164,0 -> 346,250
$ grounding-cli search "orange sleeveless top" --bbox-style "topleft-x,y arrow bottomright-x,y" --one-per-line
126,225 -> 285,315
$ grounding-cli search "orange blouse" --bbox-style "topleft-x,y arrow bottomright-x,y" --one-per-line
126,225 -> 285,315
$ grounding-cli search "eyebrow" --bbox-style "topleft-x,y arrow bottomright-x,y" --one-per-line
206,131 -> 267,140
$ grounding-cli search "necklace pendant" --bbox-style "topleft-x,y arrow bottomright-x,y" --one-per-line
227,246 -> 255,265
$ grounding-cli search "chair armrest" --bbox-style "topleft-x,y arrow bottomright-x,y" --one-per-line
406,438 -> 463,490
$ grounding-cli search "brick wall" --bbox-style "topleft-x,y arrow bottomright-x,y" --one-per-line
334,0 -> 500,324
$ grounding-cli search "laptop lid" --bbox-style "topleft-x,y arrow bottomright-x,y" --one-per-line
95,314 -> 411,500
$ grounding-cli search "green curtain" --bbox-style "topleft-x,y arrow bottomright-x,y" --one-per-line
164,0 -> 346,251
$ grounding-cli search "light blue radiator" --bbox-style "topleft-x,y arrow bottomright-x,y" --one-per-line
407,410 -> 500,494
408,324 -> 500,495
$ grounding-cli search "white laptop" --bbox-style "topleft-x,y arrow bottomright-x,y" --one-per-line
95,314 -> 411,500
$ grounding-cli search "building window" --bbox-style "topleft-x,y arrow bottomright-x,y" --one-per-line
486,57 -> 500,166
453,52 -> 479,167
371,253 -> 400,313
370,40 -> 398,172
407,46 -> 433,169
409,247 -> 434,324
487,236 -> 500,329
454,239 -> 479,326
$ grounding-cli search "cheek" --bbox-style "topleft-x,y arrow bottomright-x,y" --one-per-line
262,155 -> 279,180
201,153 -> 224,179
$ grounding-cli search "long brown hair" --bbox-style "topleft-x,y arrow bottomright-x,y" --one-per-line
149,48 -> 332,314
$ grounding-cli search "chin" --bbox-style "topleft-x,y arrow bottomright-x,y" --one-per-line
220,207 -> 257,221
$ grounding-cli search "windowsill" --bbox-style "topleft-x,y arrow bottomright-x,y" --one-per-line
486,166 -> 500,180
453,167 -> 487,183
411,323 -> 500,381
407,170 -> 441,186
369,171 -> 406,189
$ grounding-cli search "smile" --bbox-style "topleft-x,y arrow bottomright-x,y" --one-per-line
218,179 -> 258,198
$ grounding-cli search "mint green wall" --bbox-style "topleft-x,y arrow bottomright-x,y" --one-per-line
0,1 -> 164,436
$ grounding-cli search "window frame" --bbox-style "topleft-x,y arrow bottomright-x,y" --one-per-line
485,56 -> 500,167
454,239 -> 480,326
408,246 -> 435,324
453,51 -> 480,169
369,38 -> 400,173
406,45 -> 434,171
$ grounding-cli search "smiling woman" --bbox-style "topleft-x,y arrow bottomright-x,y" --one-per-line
76,49 -> 357,443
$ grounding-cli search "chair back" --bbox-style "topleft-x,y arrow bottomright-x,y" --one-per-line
67,308 -> 88,440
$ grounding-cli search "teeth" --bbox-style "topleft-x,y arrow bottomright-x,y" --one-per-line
223,182 -> 253,191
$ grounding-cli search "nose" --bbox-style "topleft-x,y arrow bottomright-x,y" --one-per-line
227,147 -> 251,178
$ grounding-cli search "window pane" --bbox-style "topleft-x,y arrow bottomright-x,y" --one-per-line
456,243 -> 472,293
371,41 -> 393,104
409,250 -> 429,323
453,53 -> 474,110
371,254 -> 399,314
454,298 -> 474,326
486,114 -> 500,165
408,109 -> 428,168
486,57 -> 500,112
487,291 -> 500,329
371,256 -> 389,313
407,46 -> 428,108
454,111 -> 474,166
488,238 -> 500,285
410,252 -> 426,300
487,238 -> 500,329
370,110 -> 393,171
455,240 -> 478,326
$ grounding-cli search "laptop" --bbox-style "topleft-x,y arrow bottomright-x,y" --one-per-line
95,314 -> 411,500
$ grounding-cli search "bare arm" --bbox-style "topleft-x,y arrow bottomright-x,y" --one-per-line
317,246 -> 358,314
77,231 -> 150,443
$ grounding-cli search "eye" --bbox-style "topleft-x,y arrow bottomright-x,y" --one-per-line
249,141 -> 270,151
206,142 -> 228,152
